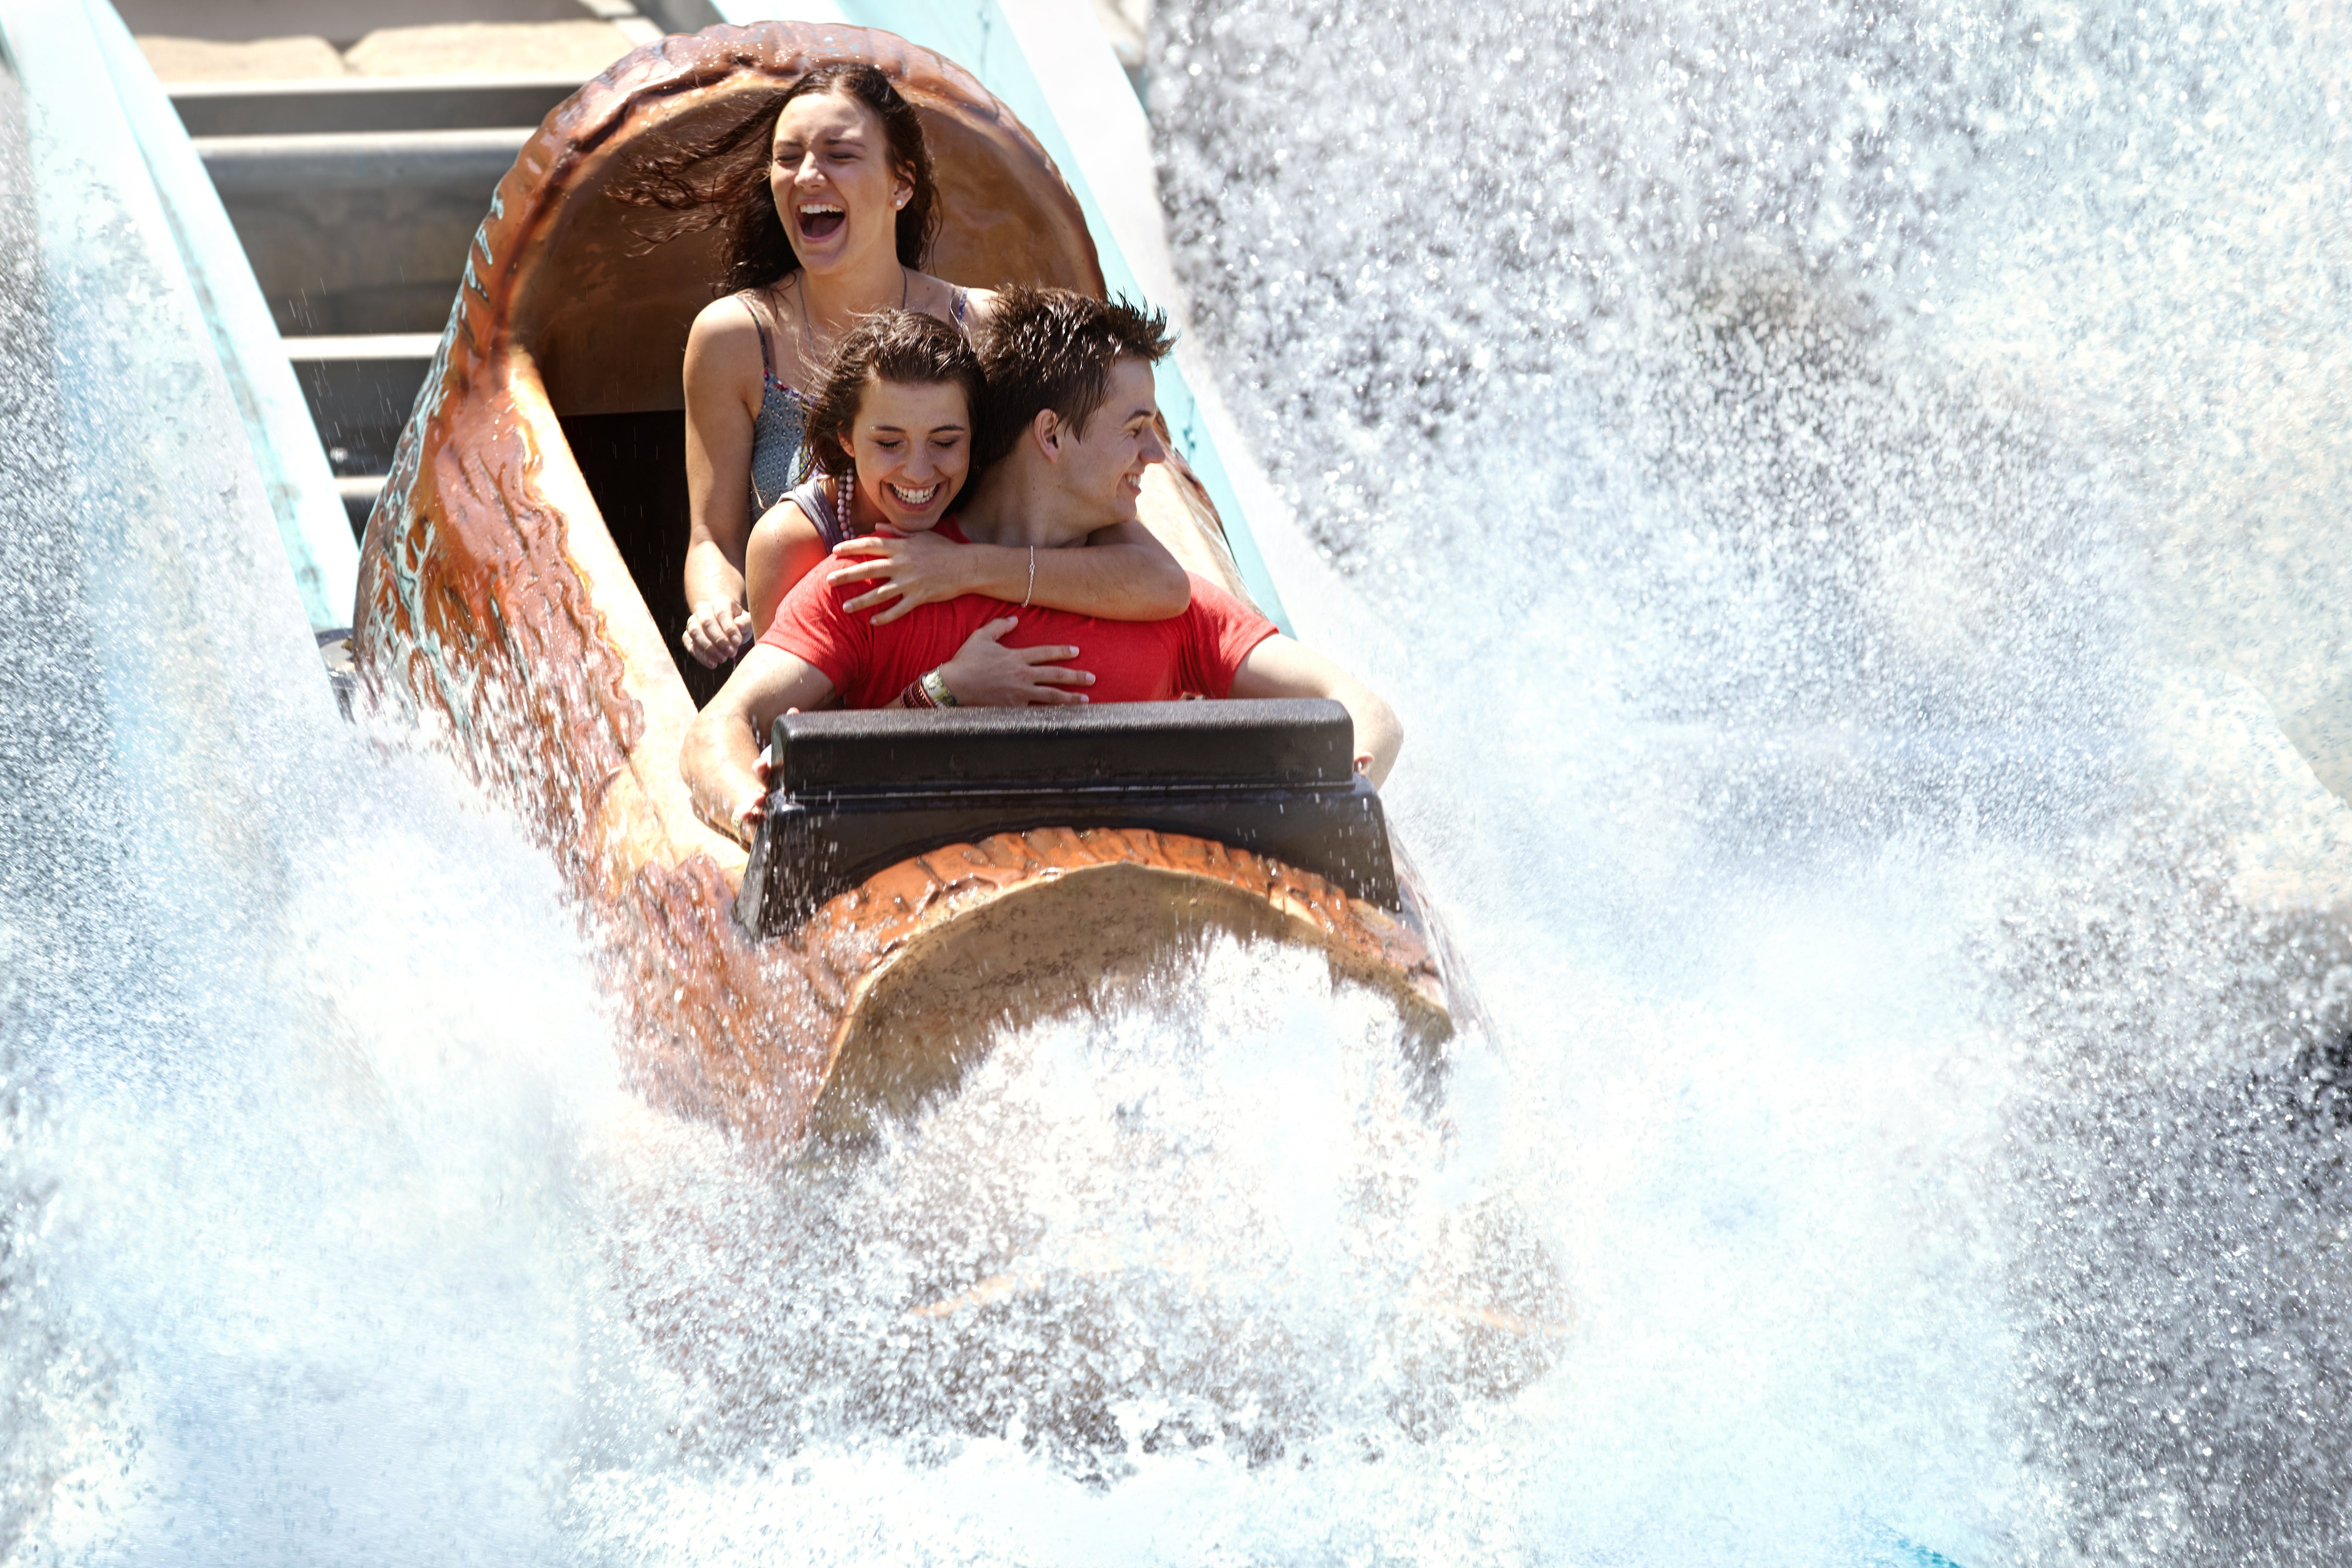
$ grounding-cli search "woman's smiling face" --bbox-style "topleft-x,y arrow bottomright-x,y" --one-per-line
848,376 -> 972,534
770,89 -> 910,273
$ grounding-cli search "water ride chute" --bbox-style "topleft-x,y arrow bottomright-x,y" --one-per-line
347,22 -> 1471,1152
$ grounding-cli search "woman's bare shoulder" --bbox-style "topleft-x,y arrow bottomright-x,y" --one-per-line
915,274 -> 999,332
689,292 -> 764,351
746,499 -> 832,623
750,497 -> 822,542
686,292 -> 768,399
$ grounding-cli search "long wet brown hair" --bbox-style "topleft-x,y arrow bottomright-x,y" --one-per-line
609,63 -> 941,294
802,309 -> 987,487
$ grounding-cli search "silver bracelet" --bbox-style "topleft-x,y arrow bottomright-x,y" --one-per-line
922,667 -> 961,707
1021,545 -> 1035,609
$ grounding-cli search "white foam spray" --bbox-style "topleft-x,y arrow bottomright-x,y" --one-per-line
5,0 -> 2352,1563
1150,0 -> 2352,1561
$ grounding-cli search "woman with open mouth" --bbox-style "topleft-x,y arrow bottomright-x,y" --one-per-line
641,62 -> 1183,679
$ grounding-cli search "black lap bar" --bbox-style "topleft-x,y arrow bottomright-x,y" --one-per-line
734,698 -> 1401,935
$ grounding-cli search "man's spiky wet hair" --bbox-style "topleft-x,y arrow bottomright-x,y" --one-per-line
975,288 -> 1174,465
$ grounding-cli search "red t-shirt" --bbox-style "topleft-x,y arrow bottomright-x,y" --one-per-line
761,521 -> 1278,708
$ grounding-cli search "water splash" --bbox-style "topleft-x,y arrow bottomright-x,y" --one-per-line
1154,0 -> 2352,1561
6,0 -> 2352,1561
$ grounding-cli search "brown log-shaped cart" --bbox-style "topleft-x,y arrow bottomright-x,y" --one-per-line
352,21 -> 1475,1155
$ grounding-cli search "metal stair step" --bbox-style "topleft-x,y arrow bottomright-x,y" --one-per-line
282,333 -> 441,484
170,74 -> 585,137
282,332 -> 442,363
336,475 -> 386,535
194,127 -> 535,195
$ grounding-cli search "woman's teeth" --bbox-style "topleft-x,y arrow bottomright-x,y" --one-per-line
799,202 -> 845,239
886,481 -> 939,507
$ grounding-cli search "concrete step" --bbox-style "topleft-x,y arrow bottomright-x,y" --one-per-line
176,68 -> 580,336
155,29 -> 693,549
194,109 -> 548,333
195,70 -> 576,528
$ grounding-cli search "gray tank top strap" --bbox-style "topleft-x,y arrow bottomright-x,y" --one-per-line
785,472 -> 848,550
735,289 -> 781,387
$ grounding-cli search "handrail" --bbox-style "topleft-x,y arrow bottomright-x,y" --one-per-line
81,0 -> 360,633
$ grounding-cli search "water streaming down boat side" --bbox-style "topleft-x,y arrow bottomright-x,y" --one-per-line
0,0 -> 348,835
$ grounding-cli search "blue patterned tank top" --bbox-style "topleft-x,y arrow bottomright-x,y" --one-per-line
740,292 -> 810,515
739,284 -> 974,516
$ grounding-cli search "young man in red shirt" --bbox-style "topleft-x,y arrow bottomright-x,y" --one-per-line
681,288 -> 1403,843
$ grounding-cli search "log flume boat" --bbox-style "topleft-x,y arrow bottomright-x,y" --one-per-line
350,21 -> 1476,1155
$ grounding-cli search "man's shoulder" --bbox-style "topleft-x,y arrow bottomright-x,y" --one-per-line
1180,573 -> 1273,628
765,553 -> 875,665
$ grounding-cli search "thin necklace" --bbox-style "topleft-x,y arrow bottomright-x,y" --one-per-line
793,264 -> 909,383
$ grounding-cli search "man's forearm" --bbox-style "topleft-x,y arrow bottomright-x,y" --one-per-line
682,705 -> 765,840
1229,634 -> 1403,787
680,647 -> 841,839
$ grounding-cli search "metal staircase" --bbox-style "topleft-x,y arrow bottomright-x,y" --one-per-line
170,72 -> 582,533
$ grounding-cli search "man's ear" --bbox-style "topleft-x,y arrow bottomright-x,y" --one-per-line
1028,407 -> 1063,462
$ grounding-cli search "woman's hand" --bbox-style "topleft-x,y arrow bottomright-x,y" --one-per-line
829,532 -> 978,625
684,598 -> 753,668
937,617 -> 1093,706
